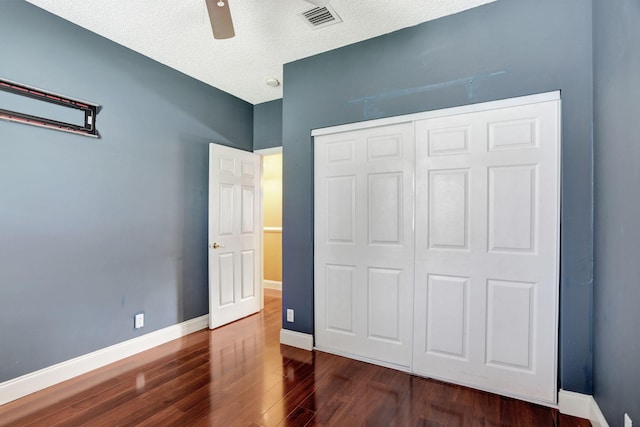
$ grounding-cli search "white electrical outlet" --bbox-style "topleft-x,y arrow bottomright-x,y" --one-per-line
286,309 -> 294,323
134,313 -> 144,329
625,413 -> 633,427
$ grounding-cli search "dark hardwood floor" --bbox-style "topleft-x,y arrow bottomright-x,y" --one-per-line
0,289 -> 590,426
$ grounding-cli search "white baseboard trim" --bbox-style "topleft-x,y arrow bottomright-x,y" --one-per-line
280,329 -> 313,351
0,315 -> 209,406
263,280 -> 282,291
558,390 -> 609,427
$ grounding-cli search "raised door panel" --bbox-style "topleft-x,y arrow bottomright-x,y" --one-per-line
241,161 -> 255,178
326,176 -> 356,244
241,186 -> 255,234
488,118 -> 538,151
485,279 -> 535,371
241,250 -> 255,300
326,139 -> 356,164
368,134 -> 402,161
428,169 -> 469,250
488,165 -> 537,253
428,126 -> 470,156
326,265 -> 356,334
219,184 -> 234,236
219,157 -> 235,175
368,173 -> 402,245
368,268 -> 402,343
218,252 -> 235,307
425,275 -> 468,360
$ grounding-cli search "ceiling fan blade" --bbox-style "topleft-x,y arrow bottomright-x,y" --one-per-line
205,0 -> 235,39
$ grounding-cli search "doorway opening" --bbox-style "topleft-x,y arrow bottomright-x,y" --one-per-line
257,148 -> 283,309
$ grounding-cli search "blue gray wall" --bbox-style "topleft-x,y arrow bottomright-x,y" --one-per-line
0,1 -> 252,382
593,0 -> 640,422
253,99 -> 283,150
282,0 -> 594,393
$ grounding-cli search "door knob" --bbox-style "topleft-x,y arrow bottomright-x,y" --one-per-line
210,242 -> 224,249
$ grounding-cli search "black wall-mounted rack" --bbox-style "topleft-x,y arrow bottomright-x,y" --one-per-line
0,78 -> 101,138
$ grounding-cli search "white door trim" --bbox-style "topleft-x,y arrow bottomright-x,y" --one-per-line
312,91 -> 561,137
255,147 -> 283,308
254,147 -> 283,155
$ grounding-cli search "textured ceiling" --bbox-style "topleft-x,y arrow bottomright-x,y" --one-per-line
25,0 -> 496,105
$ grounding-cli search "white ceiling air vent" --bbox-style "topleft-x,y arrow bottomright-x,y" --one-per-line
299,5 -> 342,29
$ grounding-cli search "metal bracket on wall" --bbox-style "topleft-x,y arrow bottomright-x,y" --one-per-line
0,77 -> 101,138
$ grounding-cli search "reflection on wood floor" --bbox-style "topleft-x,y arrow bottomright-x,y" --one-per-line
0,289 -> 590,426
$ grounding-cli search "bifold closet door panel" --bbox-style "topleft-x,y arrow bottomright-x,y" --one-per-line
412,100 -> 560,404
314,123 -> 414,369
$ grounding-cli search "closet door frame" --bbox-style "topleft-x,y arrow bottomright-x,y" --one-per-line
312,91 -> 560,406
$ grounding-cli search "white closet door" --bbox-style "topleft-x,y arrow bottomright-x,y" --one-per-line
314,123 -> 414,369
412,100 -> 560,403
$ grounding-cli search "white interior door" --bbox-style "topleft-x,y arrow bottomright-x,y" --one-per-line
208,143 -> 262,329
314,123 -> 415,369
412,99 -> 560,403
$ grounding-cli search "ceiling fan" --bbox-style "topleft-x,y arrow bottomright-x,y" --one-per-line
205,0 -> 330,39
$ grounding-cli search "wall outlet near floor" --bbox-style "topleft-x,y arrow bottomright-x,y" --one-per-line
286,309 -> 294,323
134,312 -> 144,329
625,413 -> 633,427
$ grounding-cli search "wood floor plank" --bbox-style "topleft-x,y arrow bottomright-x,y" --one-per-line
0,290 -> 591,427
